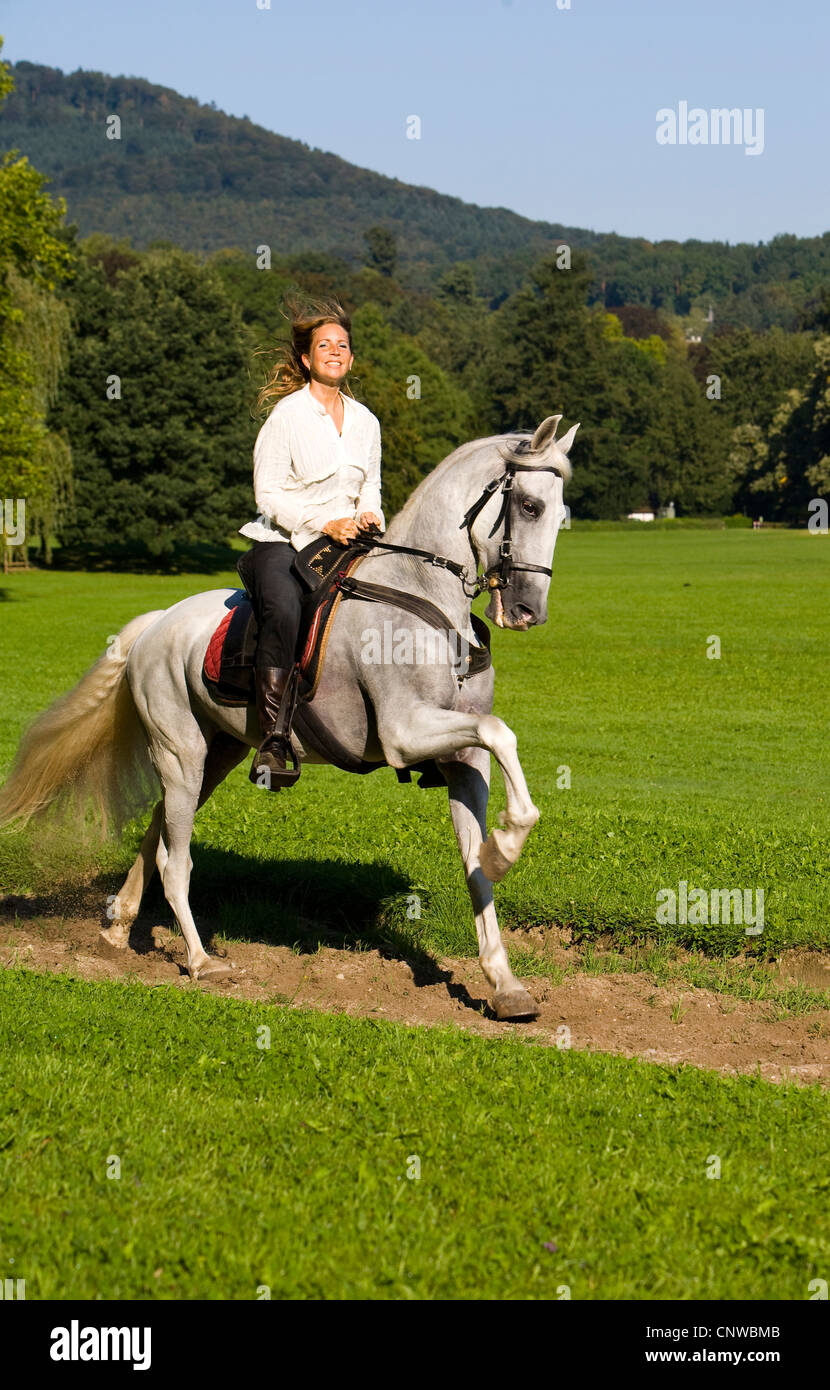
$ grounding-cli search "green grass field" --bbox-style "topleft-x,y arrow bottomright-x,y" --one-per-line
1,969 -> 827,1301
1,530 -> 828,1299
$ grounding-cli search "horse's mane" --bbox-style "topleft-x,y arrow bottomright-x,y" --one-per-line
394,432 -> 571,528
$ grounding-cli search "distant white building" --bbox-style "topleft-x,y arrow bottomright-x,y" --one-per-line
628,510 -> 655,522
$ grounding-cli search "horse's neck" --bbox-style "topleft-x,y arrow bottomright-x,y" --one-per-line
370,465 -> 486,626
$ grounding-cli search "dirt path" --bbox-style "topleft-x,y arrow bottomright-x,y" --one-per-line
2,897 -> 828,1088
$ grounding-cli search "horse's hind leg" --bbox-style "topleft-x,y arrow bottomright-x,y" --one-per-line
101,732 -> 247,963
100,800 -> 164,948
154,730 -> 248,882
152,743 -> 232,981
441,748 -> 540,1022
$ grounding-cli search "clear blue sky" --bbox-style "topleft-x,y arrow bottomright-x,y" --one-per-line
1,0 -> 827,245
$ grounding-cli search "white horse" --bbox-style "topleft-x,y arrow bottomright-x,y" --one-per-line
0,414 -> 578,1021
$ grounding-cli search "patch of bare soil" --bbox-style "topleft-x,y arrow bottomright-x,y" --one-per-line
1,897 -> 828,1088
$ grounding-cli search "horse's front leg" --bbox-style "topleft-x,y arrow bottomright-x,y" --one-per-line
440,749 -> 540,1021
377,701 -> 540,882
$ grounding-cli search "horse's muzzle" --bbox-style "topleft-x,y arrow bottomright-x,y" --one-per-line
509,602 -> 540,629
485,589 -> 545,629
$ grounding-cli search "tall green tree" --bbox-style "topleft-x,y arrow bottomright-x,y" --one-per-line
697,327 -> 819,517
0,38 -> 74,561
350,303 -> 476,513
725,339 -> 830,521
482,253 -> 728,517
363,226 -> 398,279
51,244 -> 255,559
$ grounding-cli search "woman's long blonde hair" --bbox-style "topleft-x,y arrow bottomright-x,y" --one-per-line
255,295 -> 355,417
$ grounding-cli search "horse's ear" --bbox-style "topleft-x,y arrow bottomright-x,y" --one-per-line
555,422 -> 580,457
530,415 -> 562,452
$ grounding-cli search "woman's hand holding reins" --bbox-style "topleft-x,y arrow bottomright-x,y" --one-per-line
322,517 -> 360,545
322,513 -> 382,545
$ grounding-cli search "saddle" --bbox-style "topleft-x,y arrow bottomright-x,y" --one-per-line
202,542 -> 368,708
202,531 -> 492,788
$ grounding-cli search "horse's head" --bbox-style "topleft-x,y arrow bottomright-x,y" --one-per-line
474,414 -> 578,630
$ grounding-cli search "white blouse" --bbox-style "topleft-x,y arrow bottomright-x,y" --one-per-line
239,383 -> 385,549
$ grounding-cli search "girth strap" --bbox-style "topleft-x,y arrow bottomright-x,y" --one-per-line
335,574 -> 491,680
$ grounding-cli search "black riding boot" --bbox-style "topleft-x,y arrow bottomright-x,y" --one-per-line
249,667 -> 300,790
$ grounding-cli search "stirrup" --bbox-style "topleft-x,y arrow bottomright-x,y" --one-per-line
249,733 -> 301,790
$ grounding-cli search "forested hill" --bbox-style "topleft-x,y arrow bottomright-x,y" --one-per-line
1,60 -> 583,300
3,59 -> 830,326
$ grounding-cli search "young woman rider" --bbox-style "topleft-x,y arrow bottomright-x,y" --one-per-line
237,301 -> 384,787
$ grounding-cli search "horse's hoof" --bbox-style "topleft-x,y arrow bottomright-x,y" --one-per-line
479,832 -> 512,883
493,989 -> 540,1022
99,928 -> 129,952
191,959 -> 234,983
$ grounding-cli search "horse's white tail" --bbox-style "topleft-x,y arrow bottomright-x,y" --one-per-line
0,610 -> 165,836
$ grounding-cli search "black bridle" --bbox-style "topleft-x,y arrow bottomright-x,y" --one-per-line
357,443 -> 564,598
458,446 -> 564,593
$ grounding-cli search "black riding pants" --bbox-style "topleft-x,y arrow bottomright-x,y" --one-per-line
237,540 -> 305,669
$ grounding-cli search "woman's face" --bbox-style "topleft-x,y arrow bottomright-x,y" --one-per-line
302,322 -> 354,386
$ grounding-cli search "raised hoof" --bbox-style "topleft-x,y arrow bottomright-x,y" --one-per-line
493,989 -> 540,1022
479,831 -> 512,883
190,959 -> 235,983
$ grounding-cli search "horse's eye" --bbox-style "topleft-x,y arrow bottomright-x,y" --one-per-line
521,499 -> 540,518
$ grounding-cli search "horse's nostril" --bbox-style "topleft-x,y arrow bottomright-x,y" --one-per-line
513,604 -> 536,626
